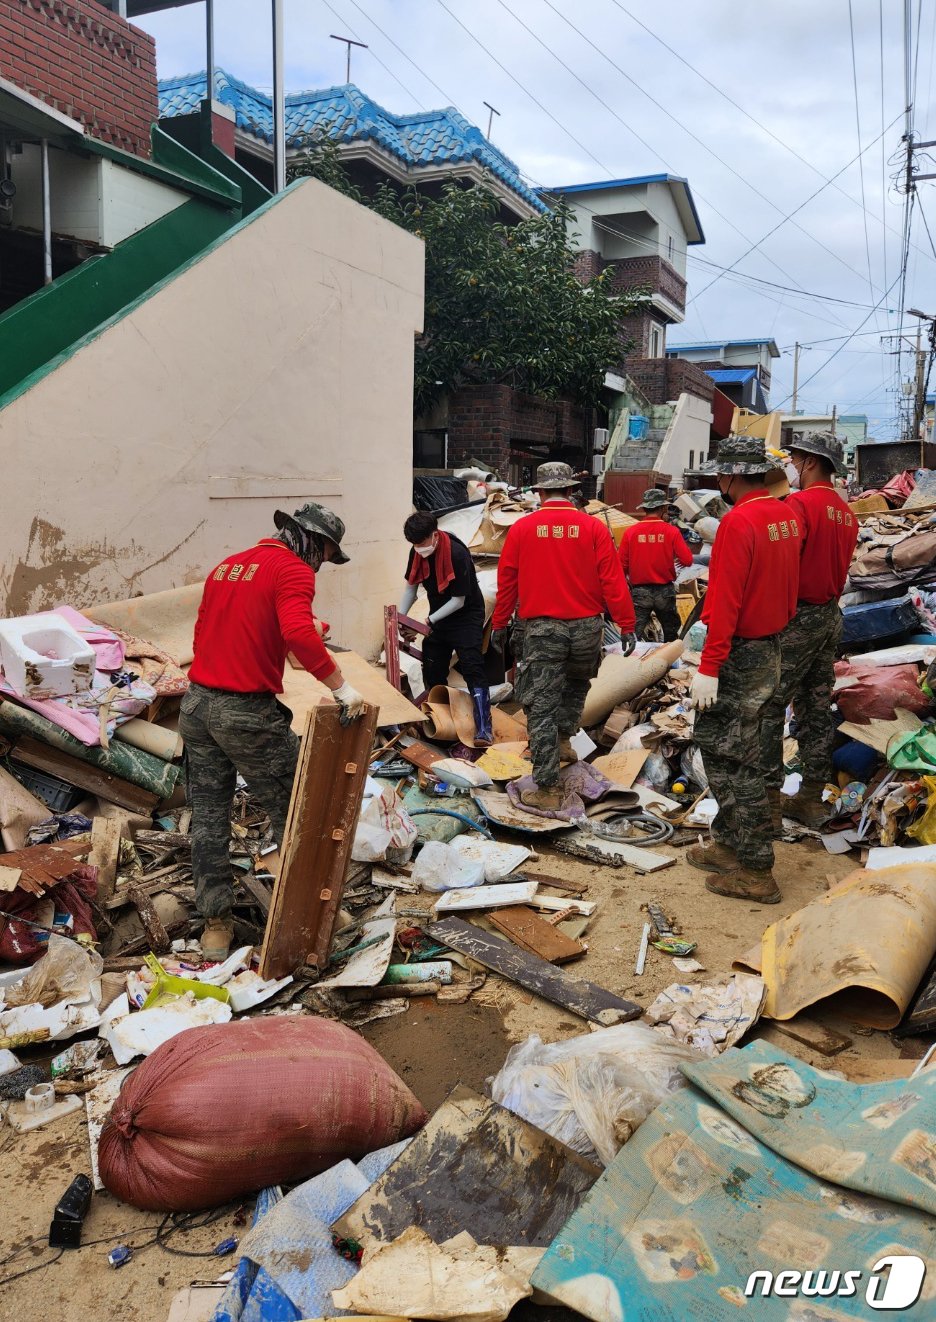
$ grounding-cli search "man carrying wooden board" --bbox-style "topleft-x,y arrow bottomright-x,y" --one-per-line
180,504 -> 365,960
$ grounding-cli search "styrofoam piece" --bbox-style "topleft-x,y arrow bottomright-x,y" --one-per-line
104,992 -> 231,1064
191,945 -> 254,986
4,1091 -> 83,1133
433,880 -> 539,912
0,611 -> 95,699
0,997 -> 101,1043
845,644 -> 936,667
867,844 -> 936,869
226,969 -> 293,1012
318,895 -> 397,990
449,834 -> 531,881
0,1049 -> 21,1077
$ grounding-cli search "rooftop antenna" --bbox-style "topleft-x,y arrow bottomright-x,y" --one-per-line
483,100 -> 501,140
330,34 -> 368,84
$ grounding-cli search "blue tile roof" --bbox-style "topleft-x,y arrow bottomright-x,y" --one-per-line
158,71 -> 547,213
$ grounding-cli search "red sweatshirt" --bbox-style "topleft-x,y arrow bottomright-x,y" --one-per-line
786,483 -> 858,606
492,501 -> 635,631
699,491 -> 802,678
619,517 -> 693,585
189,540 -> 338,692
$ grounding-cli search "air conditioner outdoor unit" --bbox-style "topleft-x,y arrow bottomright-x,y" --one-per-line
593,427 -> 610,452
592,452 -> 607,476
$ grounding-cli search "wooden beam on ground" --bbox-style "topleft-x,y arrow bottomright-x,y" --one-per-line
89,817 -> 122,903
259,703 -> 378,979
11,736 -> 159,814
429,916 -> 641,1025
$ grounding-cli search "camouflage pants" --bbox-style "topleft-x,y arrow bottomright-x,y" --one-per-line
514,616 -> 603,787
179,683 -> 300,918
694,636 -> 780,872
759,598 -> 842,788
631,583 -> 681,642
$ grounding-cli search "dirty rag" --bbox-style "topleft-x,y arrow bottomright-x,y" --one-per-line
507,761 -> 614,821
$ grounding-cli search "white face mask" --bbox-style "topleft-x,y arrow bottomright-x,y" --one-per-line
784,462 -> 801,490
413,540 -> 435,558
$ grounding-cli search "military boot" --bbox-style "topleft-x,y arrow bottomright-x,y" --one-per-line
705,867 -> 782,904
786,780 -> 832,829
201,915 -> 234,961
520,785 -> 563,812
686,839 -> 738,874
558,737 -> 577,766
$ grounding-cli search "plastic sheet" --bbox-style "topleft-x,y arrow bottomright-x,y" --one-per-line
2,935 -> 102,1009
489,1024 -> 695,1166
352,781 -> 418,863
907,775 -> 936,843
412,840 -> 485,892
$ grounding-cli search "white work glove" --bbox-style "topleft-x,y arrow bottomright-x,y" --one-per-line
332,680 -> 365,725
690,672 -> 719,711
620,631 -> 636,657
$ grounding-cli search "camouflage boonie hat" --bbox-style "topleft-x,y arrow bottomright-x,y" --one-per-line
274,502 -> 350,563
789,429 -> 847,476
535,461 -> 581,490
637,488 -> 670,511
701,434 -> 779,476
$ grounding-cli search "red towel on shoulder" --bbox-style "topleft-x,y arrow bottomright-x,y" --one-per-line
407,531 -> 455,593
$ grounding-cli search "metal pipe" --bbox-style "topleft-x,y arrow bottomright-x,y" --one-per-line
272,0 -> 286,191
40,138 -> 52,285
205,0 -> 215,101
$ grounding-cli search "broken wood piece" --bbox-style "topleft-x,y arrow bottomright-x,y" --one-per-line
397,739 -> 445,774
519,869 -> 588,895
488,905 -> 586,964
10,735 -> 159,814
126,883 -> 171,954
529,894 -> 596,917
429,916 -> 641,1025
88,817 -> 121,903
259,702 -> 379,979
238,872 -> 273,915
556,833 -> 676,872
767,1016 -> 853,1057
133,831 -> 192,850
0,843 -> 87,896
432,881 -> 539,913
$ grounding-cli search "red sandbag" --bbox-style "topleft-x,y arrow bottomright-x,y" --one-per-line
98,1016 -> 427,1211
834,661 -> 931,723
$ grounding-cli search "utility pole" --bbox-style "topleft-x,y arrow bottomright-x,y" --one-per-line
330,35 -> 368,84
272,0 -> 285,192
830,405 -> 837,437
483,101 -> 501,140
791,341 -> 800,414
907,308 -> 936,439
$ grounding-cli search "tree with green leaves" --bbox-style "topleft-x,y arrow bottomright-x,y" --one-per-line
290,135 -> 644,414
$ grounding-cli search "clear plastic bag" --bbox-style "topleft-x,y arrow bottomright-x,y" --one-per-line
3,934 -> 103,1009
489,1023 -> 695,1165
411,839 -> 486,892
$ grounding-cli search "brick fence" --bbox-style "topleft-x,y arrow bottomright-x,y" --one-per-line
627,357 -> 714,406
447,383 -> 592,475
0,0 -> 158,158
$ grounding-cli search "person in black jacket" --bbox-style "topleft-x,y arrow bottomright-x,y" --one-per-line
398,511 -> 492,744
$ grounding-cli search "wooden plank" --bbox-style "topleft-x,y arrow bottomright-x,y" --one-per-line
334,1084 -> 600,1250
11,735 -> 159,814
529,894 -> 596,917
767,1016 -> 853,1057
429,916 -> 641,1025
259,703 -> 379,979
238,872 -> 273,915
133,831 -> 191,850
398,739 -> 445,774
520,869 -> 588,896
432,881 -> 539,913
126,883 -> 171,953
488,905 -> 586,964
282,649 -> 424,728
88,817 -> 121,903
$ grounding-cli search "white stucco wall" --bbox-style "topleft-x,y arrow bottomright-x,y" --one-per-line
0,177 -> 424,657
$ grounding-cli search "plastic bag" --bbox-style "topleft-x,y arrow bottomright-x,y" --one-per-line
888,727 -> 936,773
411,839 -> 485,892
3,935 -> 102,1009
352,781 -> 418,864
834,661 -> 931,722
489,1024 -> 695,1165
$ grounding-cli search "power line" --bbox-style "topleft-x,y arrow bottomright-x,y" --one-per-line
320,0 -> 426,107
533,0 -> 898,301
339,0 -> 460,108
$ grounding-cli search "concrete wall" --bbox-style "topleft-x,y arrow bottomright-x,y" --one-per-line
0,177 -> 424,657
563,182 -> 689,277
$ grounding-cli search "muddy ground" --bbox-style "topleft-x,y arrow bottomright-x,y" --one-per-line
0,835 -> 928,1322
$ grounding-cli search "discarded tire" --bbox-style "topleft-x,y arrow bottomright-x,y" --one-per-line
98,1016 -> 427,1211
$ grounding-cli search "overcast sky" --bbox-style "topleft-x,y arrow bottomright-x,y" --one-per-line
138,0 -> 936,438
